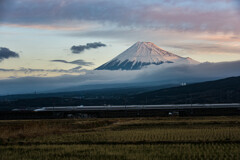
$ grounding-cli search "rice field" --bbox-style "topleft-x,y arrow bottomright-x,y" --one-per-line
0,116 -> 240,159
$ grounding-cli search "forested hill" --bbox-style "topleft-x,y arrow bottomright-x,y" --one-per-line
132,76 -> 240,104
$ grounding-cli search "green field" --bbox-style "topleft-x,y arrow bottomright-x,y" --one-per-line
1,116 -> 240,160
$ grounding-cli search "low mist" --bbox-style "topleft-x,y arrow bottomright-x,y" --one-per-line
1,60 -> 240,95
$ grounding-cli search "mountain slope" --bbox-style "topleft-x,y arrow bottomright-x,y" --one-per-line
131,76 -> 240,104
96,42 -> 199,70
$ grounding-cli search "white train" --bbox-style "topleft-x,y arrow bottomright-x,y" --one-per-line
33,103 -> 240,112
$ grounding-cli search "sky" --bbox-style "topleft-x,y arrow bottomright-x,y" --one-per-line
0,0 -> 240,94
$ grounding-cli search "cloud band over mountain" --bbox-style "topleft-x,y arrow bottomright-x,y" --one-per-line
1,60 -> 240,95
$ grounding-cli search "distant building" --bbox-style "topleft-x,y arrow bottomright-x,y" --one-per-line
181,82 -> 187,86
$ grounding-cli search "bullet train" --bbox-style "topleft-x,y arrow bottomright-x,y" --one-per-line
33,103 -> 240,112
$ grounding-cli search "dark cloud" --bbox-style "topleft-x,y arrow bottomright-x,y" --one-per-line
0,0 -> 8,21
234,0 -> 240,11
71,66 -> 82,70
51,59 -> 94,66
71,42 -> 106,54
1,0 -> 239,33
0,47 -> 19,62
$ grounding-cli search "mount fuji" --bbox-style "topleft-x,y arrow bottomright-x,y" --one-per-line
96,42 -> 199,70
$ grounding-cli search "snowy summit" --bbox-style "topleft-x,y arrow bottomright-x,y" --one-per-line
96,42 -> 199,70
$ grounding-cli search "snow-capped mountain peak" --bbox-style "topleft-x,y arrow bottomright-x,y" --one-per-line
115,42 -> 180,63
96,42 -> 199,70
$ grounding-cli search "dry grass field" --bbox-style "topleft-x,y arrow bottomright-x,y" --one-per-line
0,116 -> 240,159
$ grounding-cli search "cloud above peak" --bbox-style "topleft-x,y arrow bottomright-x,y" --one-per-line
71,42 -> 106,54
0,47 -> 19,62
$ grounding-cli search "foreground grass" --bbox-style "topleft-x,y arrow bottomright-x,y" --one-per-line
0,116 -> 240,159
1,144 -> 240,160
